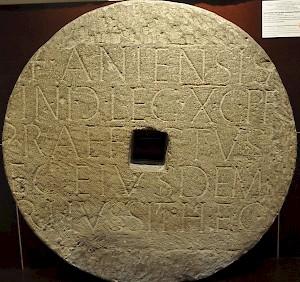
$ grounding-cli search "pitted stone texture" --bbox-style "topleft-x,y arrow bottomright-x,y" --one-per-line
2,1 -> 296,281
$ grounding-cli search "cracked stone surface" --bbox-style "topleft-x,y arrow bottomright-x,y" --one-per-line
2,1 -> 297,281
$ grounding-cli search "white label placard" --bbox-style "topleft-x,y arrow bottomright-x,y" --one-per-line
262,0 -> 300,38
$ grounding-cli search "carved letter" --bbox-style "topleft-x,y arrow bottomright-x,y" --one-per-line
181,166 -> 208,198
52,126 -> 79,158
10,163 -> 26,196
35,86 -> 59,122
62,47 -> 92,82
70,86 -> 99,121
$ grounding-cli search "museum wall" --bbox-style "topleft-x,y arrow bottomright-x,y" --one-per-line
0,0 -> 300,281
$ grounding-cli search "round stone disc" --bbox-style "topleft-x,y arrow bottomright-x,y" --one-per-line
2,1 -> 297,281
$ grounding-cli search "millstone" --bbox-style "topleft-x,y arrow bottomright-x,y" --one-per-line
2,1 -> 297,281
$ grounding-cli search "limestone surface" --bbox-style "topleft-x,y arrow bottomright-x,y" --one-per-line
2,1 -> 297,281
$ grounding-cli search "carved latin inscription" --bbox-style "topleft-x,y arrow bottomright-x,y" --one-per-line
3,2 -> 296,282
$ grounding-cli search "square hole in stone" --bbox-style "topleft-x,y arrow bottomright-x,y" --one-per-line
130,128 -> 168,166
